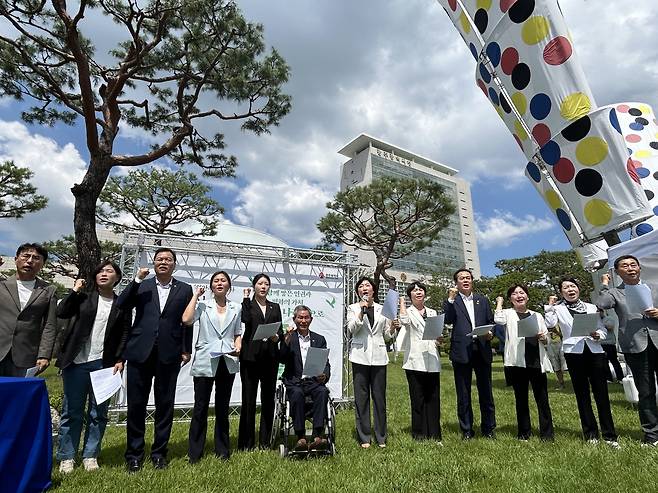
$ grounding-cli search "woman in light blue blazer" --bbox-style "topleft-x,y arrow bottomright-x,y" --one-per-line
183,271 -> 242,463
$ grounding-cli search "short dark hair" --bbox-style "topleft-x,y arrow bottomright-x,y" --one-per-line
614,254 -> 640,270
210,271 -> 232,291
15,243 -> 48,262
252,273 -> 271,287
506,284 -> 529,299
406,281 -> 427,298
354,276 -> 375,295
558,277 -> 580,292
453,268 -> 473,282
93,260 -> 122,287
293,305 -> 313,318
154,247 -> 176,263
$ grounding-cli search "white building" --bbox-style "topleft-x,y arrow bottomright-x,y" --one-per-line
338,133 -> 481,282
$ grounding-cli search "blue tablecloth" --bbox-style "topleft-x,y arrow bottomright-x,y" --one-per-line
0,377 -> 52,493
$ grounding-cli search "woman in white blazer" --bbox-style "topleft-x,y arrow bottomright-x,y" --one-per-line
398,281 -> 442,442
494,284 -> 554,441
347,276 -> 395,448
545,277 -> 618,448
183,271 -> 242,462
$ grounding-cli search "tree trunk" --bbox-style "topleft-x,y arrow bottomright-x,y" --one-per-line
71,157 -> 112,280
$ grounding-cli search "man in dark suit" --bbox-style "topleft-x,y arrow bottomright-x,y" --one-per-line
117,247 -> 193,471
443,268 -> 496,440
0,243 -> 57,377
280,305 -> 331,451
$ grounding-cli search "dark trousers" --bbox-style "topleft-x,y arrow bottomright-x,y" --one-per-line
125,346 -> 181,462
405,370 -> 441,440
0,353 -> 28,377
506,366 -> 553,440
285,379 -> 329,438
188,358 -> 236,461
452,350 -> 496,435
603,344 -> 624,382
352,363 -> 387,445
565,347 -> 617,441
624,339 -> 658,443
238,357 -> 278,450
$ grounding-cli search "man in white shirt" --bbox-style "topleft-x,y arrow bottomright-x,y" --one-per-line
443,268 -> 496,440
0,243 -> 58,377
280,305 -> 331,452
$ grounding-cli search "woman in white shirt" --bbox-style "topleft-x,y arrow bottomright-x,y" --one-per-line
544,277 -> 618,448
347,276 -> 395,448
55,261 -> 131,473
494,284 -> 554,441
183,271 -> 242,462
398,281 -> 442,442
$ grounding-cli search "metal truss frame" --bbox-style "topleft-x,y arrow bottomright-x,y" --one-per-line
111,232 -> 360,424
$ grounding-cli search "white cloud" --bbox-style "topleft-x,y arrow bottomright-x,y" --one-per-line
0,120 -> 87,251
476,211 -> 555,250
232,177 -> 333,247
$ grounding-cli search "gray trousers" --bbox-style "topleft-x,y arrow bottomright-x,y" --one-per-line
352,362 -> 387,445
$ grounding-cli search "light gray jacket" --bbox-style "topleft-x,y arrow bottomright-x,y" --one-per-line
596,282 -> 658,354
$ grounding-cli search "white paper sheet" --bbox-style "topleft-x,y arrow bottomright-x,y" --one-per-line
24,366 -> 39,378
380,289 -> 399,320
467,324 -> 494,337
302,347 -> 329,377
570,313 -> 600,338
625,284 -> 654,314
253,322 -> 281,340
422,314 -> 445,340
90,367 -> 123,405
517,314 -> 540,338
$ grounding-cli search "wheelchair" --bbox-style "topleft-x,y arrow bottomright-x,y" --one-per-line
270,379 -> 337,458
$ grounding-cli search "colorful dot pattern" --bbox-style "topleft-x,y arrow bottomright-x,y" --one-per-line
614,103 -> 658,237
472,0 -> 595,161
526,105 -> 651,238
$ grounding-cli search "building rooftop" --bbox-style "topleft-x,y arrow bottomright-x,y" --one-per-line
208,222 -> 290,248
338,133 -> 459,176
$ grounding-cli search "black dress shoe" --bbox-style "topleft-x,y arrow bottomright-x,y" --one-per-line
462,432 -> 475,440
126,459 -> 141,473
483,431 -> 496,440
152,457 -> 168,470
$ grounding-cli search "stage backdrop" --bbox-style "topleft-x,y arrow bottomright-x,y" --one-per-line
115,251 -> 345,408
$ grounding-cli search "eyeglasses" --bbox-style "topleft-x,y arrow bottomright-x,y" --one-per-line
154,257 -> 175,264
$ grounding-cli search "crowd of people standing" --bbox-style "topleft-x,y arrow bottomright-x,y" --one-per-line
1,242 -> 658,475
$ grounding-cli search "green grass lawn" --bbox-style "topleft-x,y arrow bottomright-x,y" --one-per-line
47,357 -> 658,493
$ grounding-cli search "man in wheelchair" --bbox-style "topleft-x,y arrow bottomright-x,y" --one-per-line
280,305 -> 331,452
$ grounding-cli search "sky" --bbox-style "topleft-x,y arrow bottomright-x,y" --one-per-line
0,0 -> 656,276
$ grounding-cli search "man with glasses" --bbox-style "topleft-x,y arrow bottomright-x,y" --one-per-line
117,247 -> 193,471
0,243 -> 57,377
598,255 -> 658,446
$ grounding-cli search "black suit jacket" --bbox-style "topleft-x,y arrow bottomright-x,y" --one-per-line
280,330 -> 331,385
240,297 -> 282,362
444,293 -> 494,364
55,289 -> 132,369
117,277 -> 193,365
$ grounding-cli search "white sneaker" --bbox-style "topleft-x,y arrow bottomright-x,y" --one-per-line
641,440 -> 658,448
586,438 -> 599,445
82,458 -> 99,471
59,459 -> 75,474
604,440 -> 621,450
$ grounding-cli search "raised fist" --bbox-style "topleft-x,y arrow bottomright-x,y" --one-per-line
73,278 -> 86,292
137,267 -> 150,280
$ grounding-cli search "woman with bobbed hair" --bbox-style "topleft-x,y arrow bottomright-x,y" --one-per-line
347,276 -> 395,448
545,277 -> 618,448
494,284 -> 554,441
398,281 -> 442,442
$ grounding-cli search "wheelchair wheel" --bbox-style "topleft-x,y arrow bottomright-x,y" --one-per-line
270,384 -> 287,449
279,443 -> 288,458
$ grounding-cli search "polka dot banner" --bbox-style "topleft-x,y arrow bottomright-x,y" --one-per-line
614,102 -> 658,237
530,104 -> 651,238
469,0 -> 596,161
